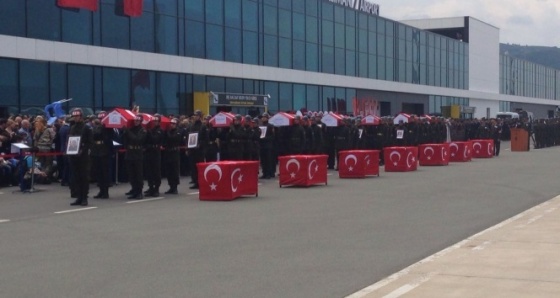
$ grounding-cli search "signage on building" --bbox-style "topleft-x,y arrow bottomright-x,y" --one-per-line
328,0 -> 380,16
210,92 -> 269,107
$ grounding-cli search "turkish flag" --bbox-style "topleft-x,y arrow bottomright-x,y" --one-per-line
339,150 -> 380,178
198,161 -> 259,201
124,0 -> 143,17
279,155 -> 328,187
418,143 -> 450,166
57,0 -> 98,11
384,146 -> 418,172
449,141 -> 473,162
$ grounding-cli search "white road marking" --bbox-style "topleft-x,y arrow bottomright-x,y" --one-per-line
345,195 -> 560,298
0,192 -> 4,195
54,207 -> 97,214
0,219 -> 10,224
327,173 -> 333,176
382,273 -> 435,298
126,197 -> 164,204
187,192 -> 199,195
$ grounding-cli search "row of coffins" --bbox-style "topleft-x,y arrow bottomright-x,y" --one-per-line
196,139 -> 495,201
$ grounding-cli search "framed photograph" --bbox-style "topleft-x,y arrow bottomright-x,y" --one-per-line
188,133 -> 199,148
66,136 -> 81,155
259,126 -> 267,138
396,129 -> 404,139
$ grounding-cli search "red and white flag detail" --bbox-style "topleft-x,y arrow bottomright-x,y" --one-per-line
57,0 -> 98,11
384,147 -> 418,172
418,144 -> 450,166
124,0 -> 143,17
279,155 -> 328,187
198,161 -> 259,201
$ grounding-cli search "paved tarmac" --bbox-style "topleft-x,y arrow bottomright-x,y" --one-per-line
348,194 -> 560,298
1,141 -> 559,298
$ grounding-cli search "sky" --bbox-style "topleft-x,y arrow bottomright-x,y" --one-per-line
376,0 -> 560,47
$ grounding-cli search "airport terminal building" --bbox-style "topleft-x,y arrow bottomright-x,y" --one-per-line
0,0 -> 559,118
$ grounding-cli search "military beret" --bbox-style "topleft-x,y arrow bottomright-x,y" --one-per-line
194,110 -> 203,116
97,111 -> 107,119
235,114 -> 242,120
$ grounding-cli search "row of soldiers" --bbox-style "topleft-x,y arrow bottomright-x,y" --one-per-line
68,109 -> 517,206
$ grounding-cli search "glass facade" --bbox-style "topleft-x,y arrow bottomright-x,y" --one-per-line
500,54 -> 560,100
2,0 -> 555,117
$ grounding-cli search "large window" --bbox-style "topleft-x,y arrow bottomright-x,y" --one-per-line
20,60 -> 49,107
68,65 -> 94,108
0,59 -> 19,107
104,68 -> 130,109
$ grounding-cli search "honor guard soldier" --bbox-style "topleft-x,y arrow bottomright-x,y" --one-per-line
122,114 -> 146,199
227,114 -> 246,161
68,108 -> 93,206
288,115 -> 306,155
163,118 -> 183,194
242,115 -> 256,160
144,115 -> 164,197
187,110 -> 208,189
91,111 -> 114,199
259,113 -> 275,179
204,115 -> 219,162
309,114 -> 325,154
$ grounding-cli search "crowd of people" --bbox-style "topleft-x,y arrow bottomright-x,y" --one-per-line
0,109 -> 551,205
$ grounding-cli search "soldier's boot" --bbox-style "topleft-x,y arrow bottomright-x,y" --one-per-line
165,186 -> 178,195
70,199 -> 81,206
144,186 -> 154,196
151,187 -> 160,197
125,189 -> 134,195
81,197 -> 88,206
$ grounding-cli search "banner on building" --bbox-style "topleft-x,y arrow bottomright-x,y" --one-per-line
57,0 -> 98,11
124,0 -> 143,17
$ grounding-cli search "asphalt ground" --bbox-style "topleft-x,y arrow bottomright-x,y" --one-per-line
0,141 -> 559,298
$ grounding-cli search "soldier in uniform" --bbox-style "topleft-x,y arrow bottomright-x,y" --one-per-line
163,118 -> 183,194
187,110 -> 208,189
68,109 -> 93,206
227,115 -> 246,161
288,115 -> 306,155
259,113 -> 275,179
204,115 -> 219,162
144,115 -> 164,197
122,115 -> 146,199
91,111 -> 114,199
334,120 -> 350,169
309,114 -> 324,154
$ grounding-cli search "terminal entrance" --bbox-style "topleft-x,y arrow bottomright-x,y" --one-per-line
194,92 -> 269,118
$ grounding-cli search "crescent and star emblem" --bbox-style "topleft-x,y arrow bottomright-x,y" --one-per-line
487,143 -> 493,156
450,143 -> 458,157
308,160 -> 319,179
473,142 -> 482,154
423,146 -> 434,160
230,168 -> 243,193
389,151 -> 402,166
204,163 -> 223,191
344,154 -> 358,171
364,155 -> 371,166
406,152 -> 416,168
286,158 -> 301,179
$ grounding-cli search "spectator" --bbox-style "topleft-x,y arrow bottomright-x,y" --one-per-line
33,116 -> 56,182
